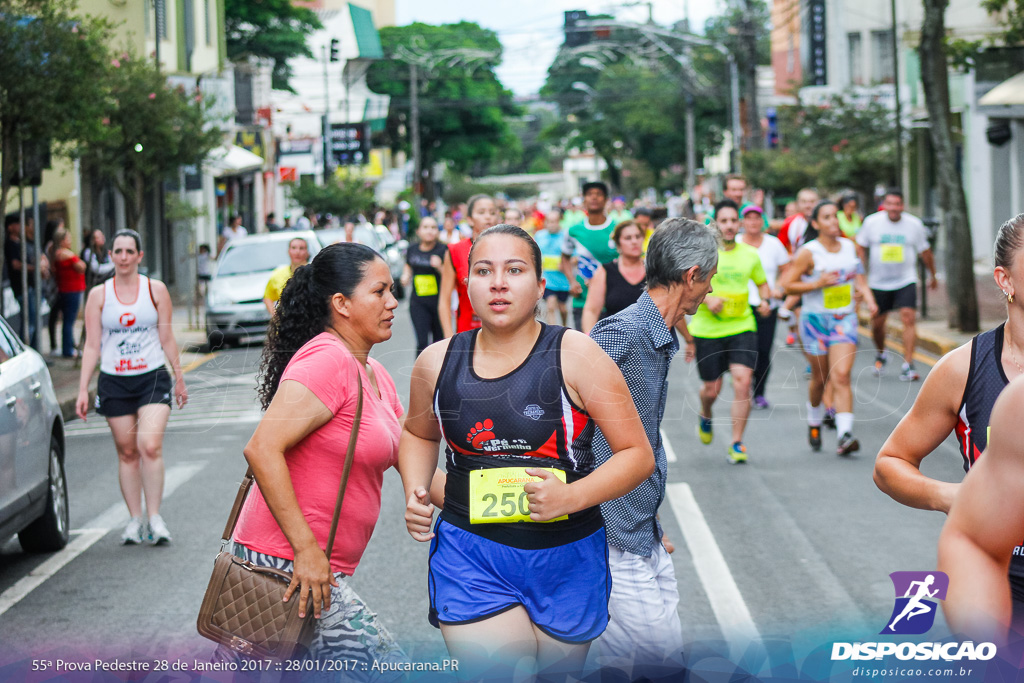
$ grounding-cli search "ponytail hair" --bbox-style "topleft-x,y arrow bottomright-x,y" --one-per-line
256,242 -> 381,409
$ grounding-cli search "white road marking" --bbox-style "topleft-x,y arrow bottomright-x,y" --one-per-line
660,429 -> 678,463
666,482 -> 760,646
0,461 -> 207,617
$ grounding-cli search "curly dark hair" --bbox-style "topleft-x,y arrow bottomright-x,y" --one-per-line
256,242 -> 382,410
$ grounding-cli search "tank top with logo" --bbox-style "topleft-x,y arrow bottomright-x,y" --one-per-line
433,323 -> 601,548
953,323 -> 1024,586
800,238 -> 862,316
100,275 -> 165,376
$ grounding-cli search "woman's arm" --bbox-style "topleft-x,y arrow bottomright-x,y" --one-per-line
524,332 -> 655,521
398,340 -> 448,540
581,265 -> 607,335
873,345 -> 969,513
939,377 -> 1024,642
75,286 -> 105,420
438,251 -> 456,338
400,263 -> 413,289
855,272 -> 878,316
243,380 -> 336,618
153,280 -> 187,409
779,248 -> 833,295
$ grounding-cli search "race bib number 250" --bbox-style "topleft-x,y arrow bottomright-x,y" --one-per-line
469,467 -> 568,524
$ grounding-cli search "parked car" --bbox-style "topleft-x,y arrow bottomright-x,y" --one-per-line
316,224 -> 408,299
0,314 -> 68,553
205,231 -> 323,348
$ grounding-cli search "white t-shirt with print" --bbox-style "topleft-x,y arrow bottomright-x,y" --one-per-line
856,211 -> 929,291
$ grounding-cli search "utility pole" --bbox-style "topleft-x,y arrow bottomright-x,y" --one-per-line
890,0 -> 904,185
410,64 -> 421,201
322,44 -> 332,181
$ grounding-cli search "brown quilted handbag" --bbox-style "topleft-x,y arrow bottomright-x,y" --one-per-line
196,373 -> 363,660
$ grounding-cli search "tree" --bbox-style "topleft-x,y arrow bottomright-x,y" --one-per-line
540,23 -> 729,191
920,0 -> 979,332
704,0 -> 771,151
981,0 -> 1024,45
0,0 -> 111,258
84,51 -> 222,233
366,22 -> 520,197
224,0 -> 322,92
286,176 -> 375,218
742,95 -> 897,199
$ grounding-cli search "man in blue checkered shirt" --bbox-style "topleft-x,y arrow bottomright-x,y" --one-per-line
589,218 -> 719,675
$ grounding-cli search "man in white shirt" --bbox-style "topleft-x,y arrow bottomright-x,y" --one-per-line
856,188 -> 937,381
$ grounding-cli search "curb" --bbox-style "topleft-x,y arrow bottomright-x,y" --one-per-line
856,312 -> 960,359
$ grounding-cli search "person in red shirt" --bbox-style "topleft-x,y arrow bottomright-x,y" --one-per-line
52,227 -> 86,358
438,194 -> 499,336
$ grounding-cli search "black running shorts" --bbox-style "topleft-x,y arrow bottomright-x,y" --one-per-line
96,369 -> 173,417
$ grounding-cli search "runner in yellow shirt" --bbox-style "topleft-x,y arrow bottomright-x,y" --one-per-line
689,199 -> 771,463
263,237 -> 310,315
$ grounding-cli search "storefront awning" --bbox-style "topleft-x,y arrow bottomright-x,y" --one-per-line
207,145 -> 264,176
980,71 -> 1024,107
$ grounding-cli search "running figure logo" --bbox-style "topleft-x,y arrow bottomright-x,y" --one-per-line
881,571 -> 949,635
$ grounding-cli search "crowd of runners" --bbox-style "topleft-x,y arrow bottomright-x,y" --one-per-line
93,169 -> 1013,678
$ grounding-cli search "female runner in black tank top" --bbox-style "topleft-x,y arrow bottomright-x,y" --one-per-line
580,220 -> 646,334
874,214 -> 1024,619
399,225 -> 654,680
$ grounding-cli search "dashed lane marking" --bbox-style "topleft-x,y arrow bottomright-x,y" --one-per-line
665,481 -> 760,646
0,461 -> 207,618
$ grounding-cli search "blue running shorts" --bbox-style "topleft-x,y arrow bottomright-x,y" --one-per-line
427,519 -> 610,643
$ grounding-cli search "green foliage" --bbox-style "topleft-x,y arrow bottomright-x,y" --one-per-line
703,0 -> 772,67
542,51 -> 725,191
742,95 -> 897,198
982,0 -> 1024,45
85,50 -> 222,231
224,0 -> 322,91
0,0 -> 112,227
287,176 -> 376,218
366,22 -> 520,183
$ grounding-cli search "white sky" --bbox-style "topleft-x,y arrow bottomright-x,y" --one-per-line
395,0 -> 723,96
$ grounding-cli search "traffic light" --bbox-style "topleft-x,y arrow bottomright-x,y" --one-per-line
329,39 -> 340,63
564,10 -> 590,47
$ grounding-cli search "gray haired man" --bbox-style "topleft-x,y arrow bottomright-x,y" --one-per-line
589,218 -> 719,674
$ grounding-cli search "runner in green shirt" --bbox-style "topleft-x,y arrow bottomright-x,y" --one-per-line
689,199 -> 771,463
563,181 -> 618,330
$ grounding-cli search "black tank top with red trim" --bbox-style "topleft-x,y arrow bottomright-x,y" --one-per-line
433,323 -> 601,549
954,323 -> 1024,587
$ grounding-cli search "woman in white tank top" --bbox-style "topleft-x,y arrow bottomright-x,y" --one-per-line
75,230 -> 188,546
780,200 -> 877,457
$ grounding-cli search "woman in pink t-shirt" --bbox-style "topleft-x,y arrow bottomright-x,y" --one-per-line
230,243 -> 408,670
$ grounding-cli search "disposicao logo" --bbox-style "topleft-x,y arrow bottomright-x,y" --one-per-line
882,571 -> 948,635
831,571 -> 997,663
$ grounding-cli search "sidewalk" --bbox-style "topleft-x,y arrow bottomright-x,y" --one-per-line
858,267 -> 1006,360
41,303 -> 210,422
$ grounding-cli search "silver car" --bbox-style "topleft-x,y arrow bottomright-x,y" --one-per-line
316,224 -> 408,299
0,314 -> 68,552
205,231 -> 323,347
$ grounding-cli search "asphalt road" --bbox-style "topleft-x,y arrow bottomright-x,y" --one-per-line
0,299 -> 971,679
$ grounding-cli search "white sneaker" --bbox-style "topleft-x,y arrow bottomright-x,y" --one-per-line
147,514 -> 172,545
121,517 -> 145,545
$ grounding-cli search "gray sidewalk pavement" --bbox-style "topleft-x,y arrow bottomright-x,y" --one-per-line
40,300 -> 210,421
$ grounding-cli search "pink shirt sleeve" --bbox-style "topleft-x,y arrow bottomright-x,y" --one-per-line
281,335 -> 357,414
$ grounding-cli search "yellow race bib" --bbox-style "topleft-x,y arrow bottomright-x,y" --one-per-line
823,283 -> 852,310
542,255 -> 562,272
880,244 -> 904,263
720,293 -> 750,319
413,274 -> 438,297
469,467 -> 568,524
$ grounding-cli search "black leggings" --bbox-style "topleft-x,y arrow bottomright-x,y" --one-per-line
752,307 -> 778,399
410,296 -> 443,356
